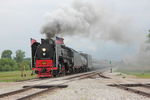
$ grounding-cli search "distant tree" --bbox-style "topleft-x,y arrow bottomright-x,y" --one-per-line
148,33 -> 150,39
20,58 -> 31,70
22,60 -> 31,70
1,50 -> 12,59
147,30 -> 150,42
14,50 -> 25,63
0,58 -> 18,71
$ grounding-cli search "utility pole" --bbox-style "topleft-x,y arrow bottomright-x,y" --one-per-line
110,60 -> 112,73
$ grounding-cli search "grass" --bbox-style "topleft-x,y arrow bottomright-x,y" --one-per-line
0,70 -> 36,82
118,71 -> 150,78
127,72 -> 150,78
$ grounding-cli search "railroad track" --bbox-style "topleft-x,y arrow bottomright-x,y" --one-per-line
0,70 -> 103,100
82,71 -> 150,98
103,73 -> 150,98
108,83 -> 150,98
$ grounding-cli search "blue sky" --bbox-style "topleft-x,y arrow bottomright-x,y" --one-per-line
0,0 -> 150,60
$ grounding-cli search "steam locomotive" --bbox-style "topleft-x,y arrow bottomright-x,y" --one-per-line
31,37 -> 92,77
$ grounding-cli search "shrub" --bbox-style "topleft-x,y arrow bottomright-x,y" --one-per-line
0,58 -> 18,71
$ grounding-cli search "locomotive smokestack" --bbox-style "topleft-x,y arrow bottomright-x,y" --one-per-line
46,33 -> 54,39
41,21 -> 61,38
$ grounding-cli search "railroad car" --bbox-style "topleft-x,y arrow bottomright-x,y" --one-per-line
31,37 -> 92,77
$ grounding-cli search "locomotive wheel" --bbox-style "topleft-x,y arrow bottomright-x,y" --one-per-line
74,68 -> 77,73
52,70 -> 59,77
62,70 -> 66,76
53,74 -> 57,77
84,67 -> 87,72
68,67 -> 74,74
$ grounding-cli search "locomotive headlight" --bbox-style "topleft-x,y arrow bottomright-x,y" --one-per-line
43,53 -> 46,56
42,48 -> 46,52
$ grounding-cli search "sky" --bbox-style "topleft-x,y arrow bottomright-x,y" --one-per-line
0,0 -> 150,60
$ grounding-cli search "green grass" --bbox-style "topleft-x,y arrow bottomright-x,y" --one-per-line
0,70 -> 36,82
120,71 -> 150,78
129,73 -> 150,78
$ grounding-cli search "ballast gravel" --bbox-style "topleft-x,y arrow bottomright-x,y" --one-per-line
0,72 -> 150,100
34,75 -> 150,100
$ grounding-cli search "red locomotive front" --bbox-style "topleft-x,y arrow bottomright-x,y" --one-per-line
36,60 -> 53,67
33,60 -> 53,77
31,39 -> 58,77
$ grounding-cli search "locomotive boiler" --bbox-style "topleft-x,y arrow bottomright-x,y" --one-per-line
31,37 -> 92,77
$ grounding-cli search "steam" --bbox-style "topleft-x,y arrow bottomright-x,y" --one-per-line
41,0 -> 150,71
41,1 -> 97,38
118,39 -> 150,71
41,1 -> 133,44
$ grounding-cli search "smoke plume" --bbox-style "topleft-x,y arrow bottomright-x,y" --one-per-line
41,0 -> 133,44
117,38 -> 150,71
41,1 -> 98,37
41,0 -> 150,71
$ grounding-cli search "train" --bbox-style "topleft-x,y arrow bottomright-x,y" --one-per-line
31,37 -> 92,77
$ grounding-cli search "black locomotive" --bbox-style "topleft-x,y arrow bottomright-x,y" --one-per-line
31,37 -> 92,77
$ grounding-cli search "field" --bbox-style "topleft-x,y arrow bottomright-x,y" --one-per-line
118,71 -> 150,78
0,70 -> 36,82
126,72 -> 150,78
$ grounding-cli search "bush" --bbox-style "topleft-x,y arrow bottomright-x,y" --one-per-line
19,60 -> 31,71
0,57 -> 31,72
0,58 -> 18,71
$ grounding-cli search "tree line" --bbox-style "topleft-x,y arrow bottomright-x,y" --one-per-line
0,50 -> 31,71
